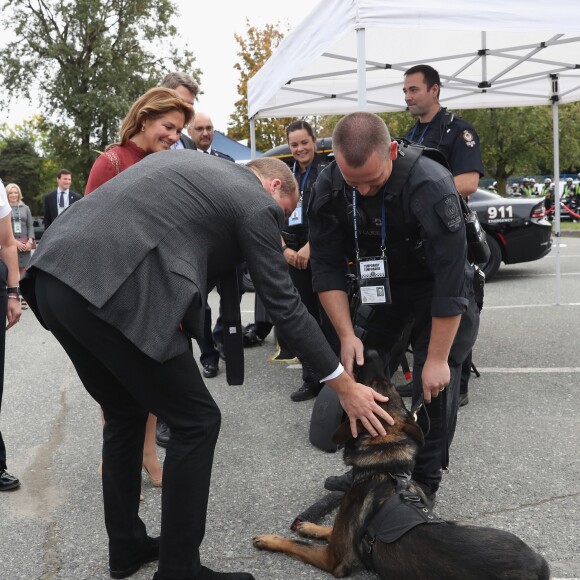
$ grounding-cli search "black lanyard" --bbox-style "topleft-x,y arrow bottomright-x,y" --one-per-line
351,187 -> 387,260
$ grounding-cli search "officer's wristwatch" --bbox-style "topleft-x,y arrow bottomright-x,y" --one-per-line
6,286 -> 20,296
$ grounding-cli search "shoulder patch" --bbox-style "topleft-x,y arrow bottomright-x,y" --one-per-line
434,194 -> 463,232
463,129 -> 476,148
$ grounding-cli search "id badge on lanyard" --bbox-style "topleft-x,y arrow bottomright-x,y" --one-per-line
288,205 -> 302,226
13,207 -> 22,234
289,164 -> 312,227
358,256 -> 391,304
352,187 -> 392,305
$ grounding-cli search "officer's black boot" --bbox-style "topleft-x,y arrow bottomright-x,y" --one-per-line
324,468 -> 354,492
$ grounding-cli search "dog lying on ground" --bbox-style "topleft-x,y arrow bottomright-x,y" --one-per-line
254,351 -> 550,579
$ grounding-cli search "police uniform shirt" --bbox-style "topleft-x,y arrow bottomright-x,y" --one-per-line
282,155 -> 324,246
308,154 -> 471,319
405,108 -> 484,179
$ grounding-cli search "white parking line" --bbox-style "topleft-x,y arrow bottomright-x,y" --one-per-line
284,364 -> 580,373
485,303 -> 580,309
497,272 -> 580,278
476,367 -> 580,373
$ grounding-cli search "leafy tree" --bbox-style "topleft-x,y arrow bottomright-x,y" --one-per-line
0,0 -> 200,186
228,20 -> 295,152
456,105 -> 578,193
0,137 -> 43,212
1,115 -> 83,213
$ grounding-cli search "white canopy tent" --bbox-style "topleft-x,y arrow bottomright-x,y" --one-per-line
248,0 -> 580,303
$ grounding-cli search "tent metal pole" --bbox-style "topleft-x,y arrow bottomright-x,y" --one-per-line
551,75 -> 561,305
356,28 -> 367,110
481,32 -> 487,82
250,116 -> 257,160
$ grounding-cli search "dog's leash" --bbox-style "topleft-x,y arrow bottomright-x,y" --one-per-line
410,394 -> 424,421
410,390 -> 449,472
410,394 -> 430,438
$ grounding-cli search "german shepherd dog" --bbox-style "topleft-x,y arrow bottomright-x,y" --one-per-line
254,351 -> 550,579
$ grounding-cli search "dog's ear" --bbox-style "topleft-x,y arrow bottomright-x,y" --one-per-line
355,349 -> 387,384
402,419 -> 425,447
332,420 -> 363,445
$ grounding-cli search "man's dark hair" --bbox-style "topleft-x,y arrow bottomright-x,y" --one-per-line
404,64 -> 441,98
57,169 -> 72,178
285,120 -> 316,141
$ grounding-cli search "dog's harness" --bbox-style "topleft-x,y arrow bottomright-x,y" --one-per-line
360,472 -> 444,570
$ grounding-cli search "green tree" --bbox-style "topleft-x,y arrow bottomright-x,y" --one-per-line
1,115 -> 83,213
228,20 -> 295,152
460,104 -> 580,193
0,0 -> 200,187
0,137 -> 43,213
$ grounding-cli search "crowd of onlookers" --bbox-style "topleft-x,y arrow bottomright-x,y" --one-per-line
488,174 -> 580,198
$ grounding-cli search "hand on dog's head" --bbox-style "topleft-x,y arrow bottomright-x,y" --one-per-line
332,349 -> 424,448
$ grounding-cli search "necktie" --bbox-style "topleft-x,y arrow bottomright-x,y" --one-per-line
58,191 -> 65,207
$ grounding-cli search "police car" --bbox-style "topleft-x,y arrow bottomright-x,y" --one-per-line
263,139 -> 552,281
467,189 -> 552,279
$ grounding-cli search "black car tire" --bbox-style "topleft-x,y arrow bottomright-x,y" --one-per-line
482,235 -> 502,280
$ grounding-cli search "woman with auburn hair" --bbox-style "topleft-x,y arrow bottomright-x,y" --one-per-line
85,86 -> 194,497
85,87 -> 194,193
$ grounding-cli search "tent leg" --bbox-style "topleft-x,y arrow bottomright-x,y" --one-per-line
551,81 -> 561,306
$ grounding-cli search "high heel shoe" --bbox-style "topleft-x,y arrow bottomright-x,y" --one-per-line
142,463 -> 163,487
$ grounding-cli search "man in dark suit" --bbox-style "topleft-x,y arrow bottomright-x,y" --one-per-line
23,153 -> 393,580
159,71 -> 199,150
42,169 -> 81,230
187,111 -> 235,381
188,111 -> 235,162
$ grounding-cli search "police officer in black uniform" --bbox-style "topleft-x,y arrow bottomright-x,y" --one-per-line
403,64 -> 484,408
311,113 -> 479,502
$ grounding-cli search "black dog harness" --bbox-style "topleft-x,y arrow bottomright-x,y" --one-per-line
360,473 -> 444,570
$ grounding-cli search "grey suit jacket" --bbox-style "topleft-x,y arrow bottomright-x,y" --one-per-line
27,150 -> 338,379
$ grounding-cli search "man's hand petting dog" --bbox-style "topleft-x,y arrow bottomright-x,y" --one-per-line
327,371 -> 394,438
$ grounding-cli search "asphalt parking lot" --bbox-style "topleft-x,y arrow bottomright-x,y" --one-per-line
1,236 -> 579,579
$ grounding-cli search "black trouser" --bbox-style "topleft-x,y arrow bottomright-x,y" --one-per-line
460,351 -> 473,395
288,265 -> 324,384
197,268 -> 244,366
35,271 -> 221,578
197,302 -> 220,367
0,261 -> 8,471
359,286 -> 479,494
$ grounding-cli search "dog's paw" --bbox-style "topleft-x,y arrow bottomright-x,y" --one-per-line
296,522 -> 315,537
253,534 -> 284,551
296,522 -> 332,539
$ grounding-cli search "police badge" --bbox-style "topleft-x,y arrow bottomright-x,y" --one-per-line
463,129 -> 476,148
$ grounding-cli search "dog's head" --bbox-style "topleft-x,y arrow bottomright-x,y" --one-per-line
331,349 -> 424,471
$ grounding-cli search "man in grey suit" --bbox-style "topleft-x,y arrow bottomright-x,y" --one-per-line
22,153 -> 393,580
